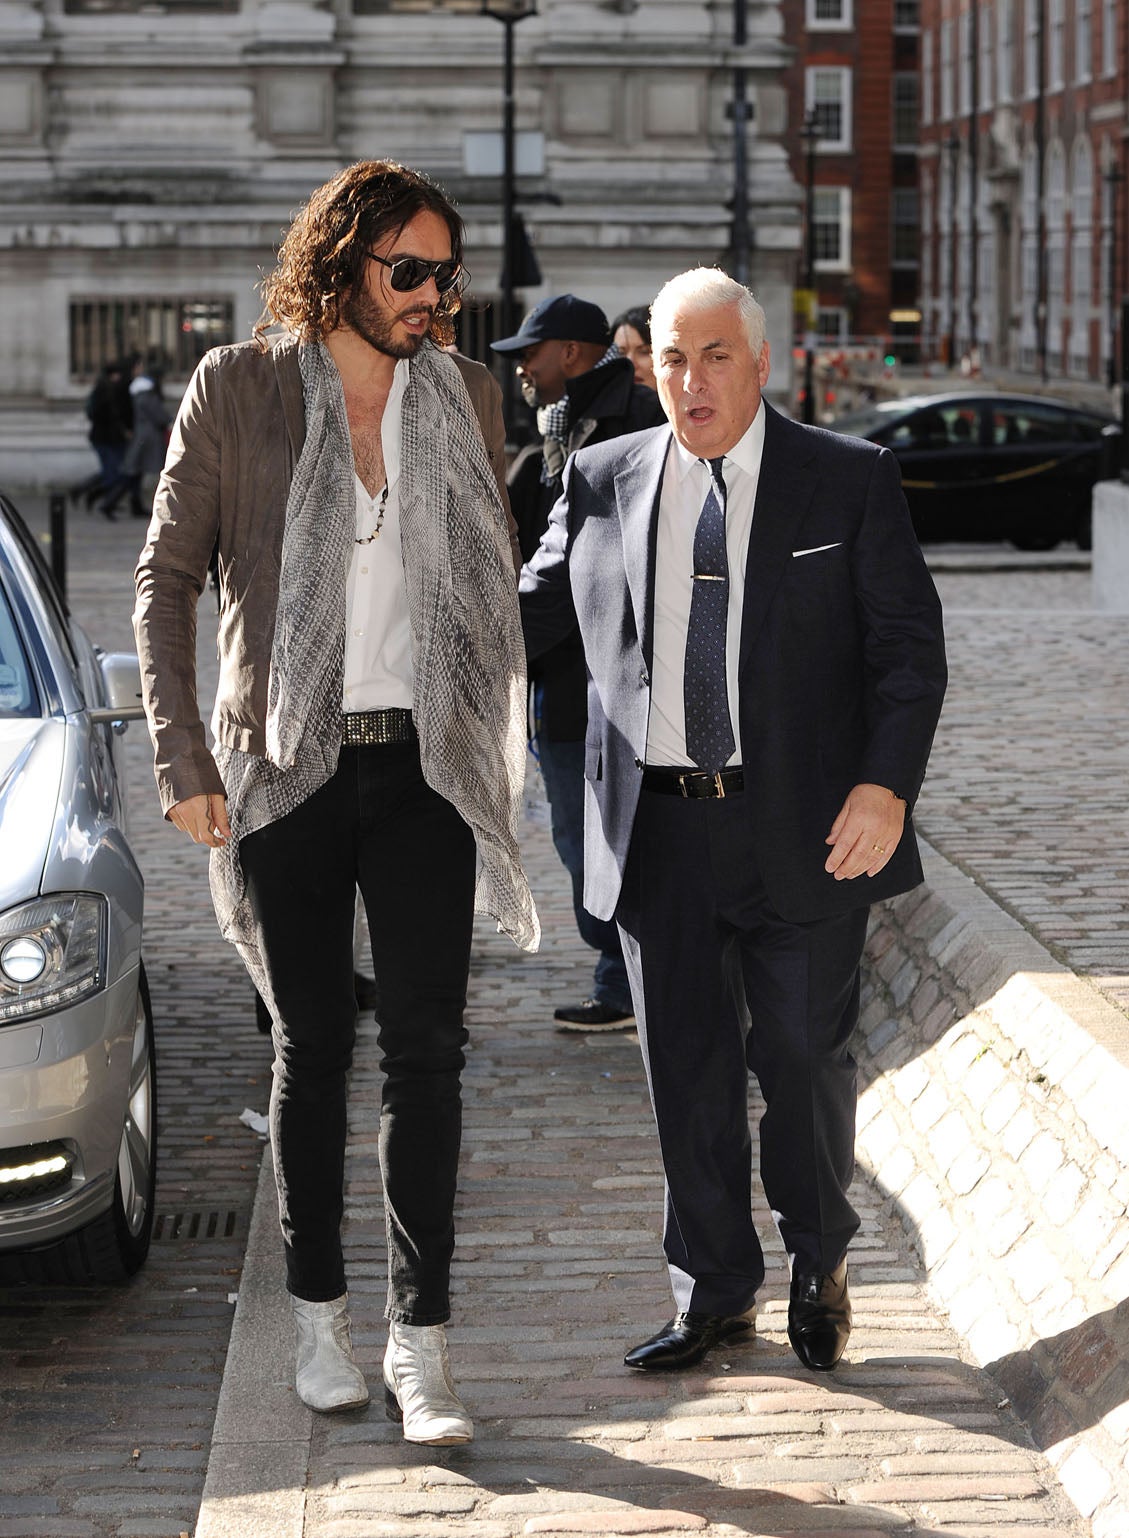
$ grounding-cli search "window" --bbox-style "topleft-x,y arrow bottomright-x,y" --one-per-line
1049,0 -> 1065,88
893,189 -> 920,266
940,20 -> 954,119
68,297 -> 234,381
813,187 -> 851,269
922,31 -> 934,125
1076,0 -> 1092,80
1024,0 -> 1040,96
979,5 -> 994,108
997,0 -> 1014,102
894,0 -> 920,25
1103,0 -> 1117,75
816,307 -> 849,341
806,68 -> 852,151
893,74 -> 919,149
958,11 -> 973,115
0,587 -> 38,721
806,0 -> 851,25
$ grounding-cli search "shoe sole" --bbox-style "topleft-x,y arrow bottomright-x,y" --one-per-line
383,1384 -> 473,1444
301,1390 -> 371,1413
554,1018 -> 636,1032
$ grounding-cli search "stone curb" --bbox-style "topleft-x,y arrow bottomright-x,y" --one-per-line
857,835 -> 1129,1538
193,830 -> 1127,1538
194,1145 -> 310,1538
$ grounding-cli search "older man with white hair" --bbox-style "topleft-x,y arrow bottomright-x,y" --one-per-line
520,267 -> 946,1374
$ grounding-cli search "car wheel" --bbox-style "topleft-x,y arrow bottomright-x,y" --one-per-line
0,965 -> 158,1286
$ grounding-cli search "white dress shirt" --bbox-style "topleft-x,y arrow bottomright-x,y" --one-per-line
343,359 -> 414,712
646,403 -> 766,766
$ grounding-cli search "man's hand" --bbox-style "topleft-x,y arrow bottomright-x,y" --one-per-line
168,793 -> 230,848
825,783 -> 905,881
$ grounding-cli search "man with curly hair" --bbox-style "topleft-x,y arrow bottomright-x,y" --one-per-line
134,160 -> 537,1445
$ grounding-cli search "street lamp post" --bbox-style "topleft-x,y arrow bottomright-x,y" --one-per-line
799,111 -> 818,426
481,0 -> 537,431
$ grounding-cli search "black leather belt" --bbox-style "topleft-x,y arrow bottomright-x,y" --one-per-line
641,766 -> 744,799
341,708 -> 416,746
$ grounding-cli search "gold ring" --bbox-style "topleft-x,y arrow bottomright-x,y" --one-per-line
873,843 -> 885,854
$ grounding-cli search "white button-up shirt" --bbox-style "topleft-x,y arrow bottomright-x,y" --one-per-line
645,403 -> 766,766
342,359 -> 414,713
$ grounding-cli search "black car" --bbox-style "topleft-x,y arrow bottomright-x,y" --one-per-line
828,392 -> 1120,550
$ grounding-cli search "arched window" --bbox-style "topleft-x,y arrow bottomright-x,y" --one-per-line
1019,142 -> 1038,365
1046,142 -> 1066,369
1070,138 -> 1094,373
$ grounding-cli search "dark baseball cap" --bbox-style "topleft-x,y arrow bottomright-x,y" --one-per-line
490,294 -> 611,353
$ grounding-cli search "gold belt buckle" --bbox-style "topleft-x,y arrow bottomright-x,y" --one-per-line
713,772 -> 726,799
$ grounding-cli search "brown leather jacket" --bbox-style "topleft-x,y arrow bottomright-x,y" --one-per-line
133,335 -> 516,816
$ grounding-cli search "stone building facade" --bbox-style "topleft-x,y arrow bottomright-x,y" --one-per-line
0,0 -> 799,485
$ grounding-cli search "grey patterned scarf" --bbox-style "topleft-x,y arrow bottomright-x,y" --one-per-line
210,339 -> 538,994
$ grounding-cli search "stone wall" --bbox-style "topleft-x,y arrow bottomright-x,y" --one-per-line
856,838 -> 1129,1538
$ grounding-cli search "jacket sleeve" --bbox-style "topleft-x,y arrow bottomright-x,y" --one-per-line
852,447 -> 947,808
132,352 -> 227,816
518,455 -> 584,661
456,353 -> 521,578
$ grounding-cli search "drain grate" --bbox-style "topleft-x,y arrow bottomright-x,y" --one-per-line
152,1206 -> 248,1243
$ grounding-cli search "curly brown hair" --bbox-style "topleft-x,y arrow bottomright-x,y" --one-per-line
255,159 -> 465,348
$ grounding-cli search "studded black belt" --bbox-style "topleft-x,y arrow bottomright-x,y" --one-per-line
641,766 -> 744,799
341,708 -> 416,746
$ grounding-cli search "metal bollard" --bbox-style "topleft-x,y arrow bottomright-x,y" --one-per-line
48,490 -> 66,599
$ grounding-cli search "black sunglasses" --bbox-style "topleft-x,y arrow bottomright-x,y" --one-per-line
368,253 -> 464,295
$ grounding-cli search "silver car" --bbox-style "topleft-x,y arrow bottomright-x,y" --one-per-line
0,492 -> 157,1283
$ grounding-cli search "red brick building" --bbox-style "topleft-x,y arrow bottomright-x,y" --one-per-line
782,0 -> 923,360
919,0 -> 1127,383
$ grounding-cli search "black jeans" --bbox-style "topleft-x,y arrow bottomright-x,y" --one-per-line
239,741 -> 476,1322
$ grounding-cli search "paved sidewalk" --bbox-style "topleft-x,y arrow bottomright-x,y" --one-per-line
192,553 -> 1125,1538
10,493 -> 1122,1537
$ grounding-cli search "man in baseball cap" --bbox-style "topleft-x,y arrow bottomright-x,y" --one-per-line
494,295 -> 665,1032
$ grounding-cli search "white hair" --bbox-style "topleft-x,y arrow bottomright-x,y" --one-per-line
649,268 -> 767,356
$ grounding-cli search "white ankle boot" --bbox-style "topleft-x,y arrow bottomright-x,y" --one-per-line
292,1293 -> 370,1413
383,1321 -> 473,1444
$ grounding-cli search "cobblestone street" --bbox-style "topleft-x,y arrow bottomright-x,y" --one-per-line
0,500 -> 1124,1537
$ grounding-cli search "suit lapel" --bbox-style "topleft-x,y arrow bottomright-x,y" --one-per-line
738,403 -> 820,665
615,427 -> 670,666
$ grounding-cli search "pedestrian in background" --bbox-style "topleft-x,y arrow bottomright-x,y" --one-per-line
69,360 -> 131,512
520,268 -> 946,1375
101,359 -> 169,520
612,305 -> 656,392
492,295 -> 665,1031
134,158 -> 536,1446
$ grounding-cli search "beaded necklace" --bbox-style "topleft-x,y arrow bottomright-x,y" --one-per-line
355,483 -> 389,545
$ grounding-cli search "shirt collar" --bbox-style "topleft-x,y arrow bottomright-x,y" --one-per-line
668,398 -> 765,484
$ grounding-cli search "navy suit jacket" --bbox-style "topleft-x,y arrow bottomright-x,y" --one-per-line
519,401 -> 948,925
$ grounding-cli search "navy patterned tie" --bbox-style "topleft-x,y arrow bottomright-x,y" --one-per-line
684,456 -> 736,772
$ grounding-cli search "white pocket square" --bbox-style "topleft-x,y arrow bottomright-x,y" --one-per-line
792,542 -> 843,558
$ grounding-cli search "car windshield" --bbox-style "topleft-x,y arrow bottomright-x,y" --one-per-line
0,581 -> 40,718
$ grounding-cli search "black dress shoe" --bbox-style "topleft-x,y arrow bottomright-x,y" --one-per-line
788,1260 -> 851,1371
624,1306 -> 756,1371
553,998 -> 635,1031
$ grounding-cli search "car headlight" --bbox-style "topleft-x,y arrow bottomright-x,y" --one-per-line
0,895 -> 107,1023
